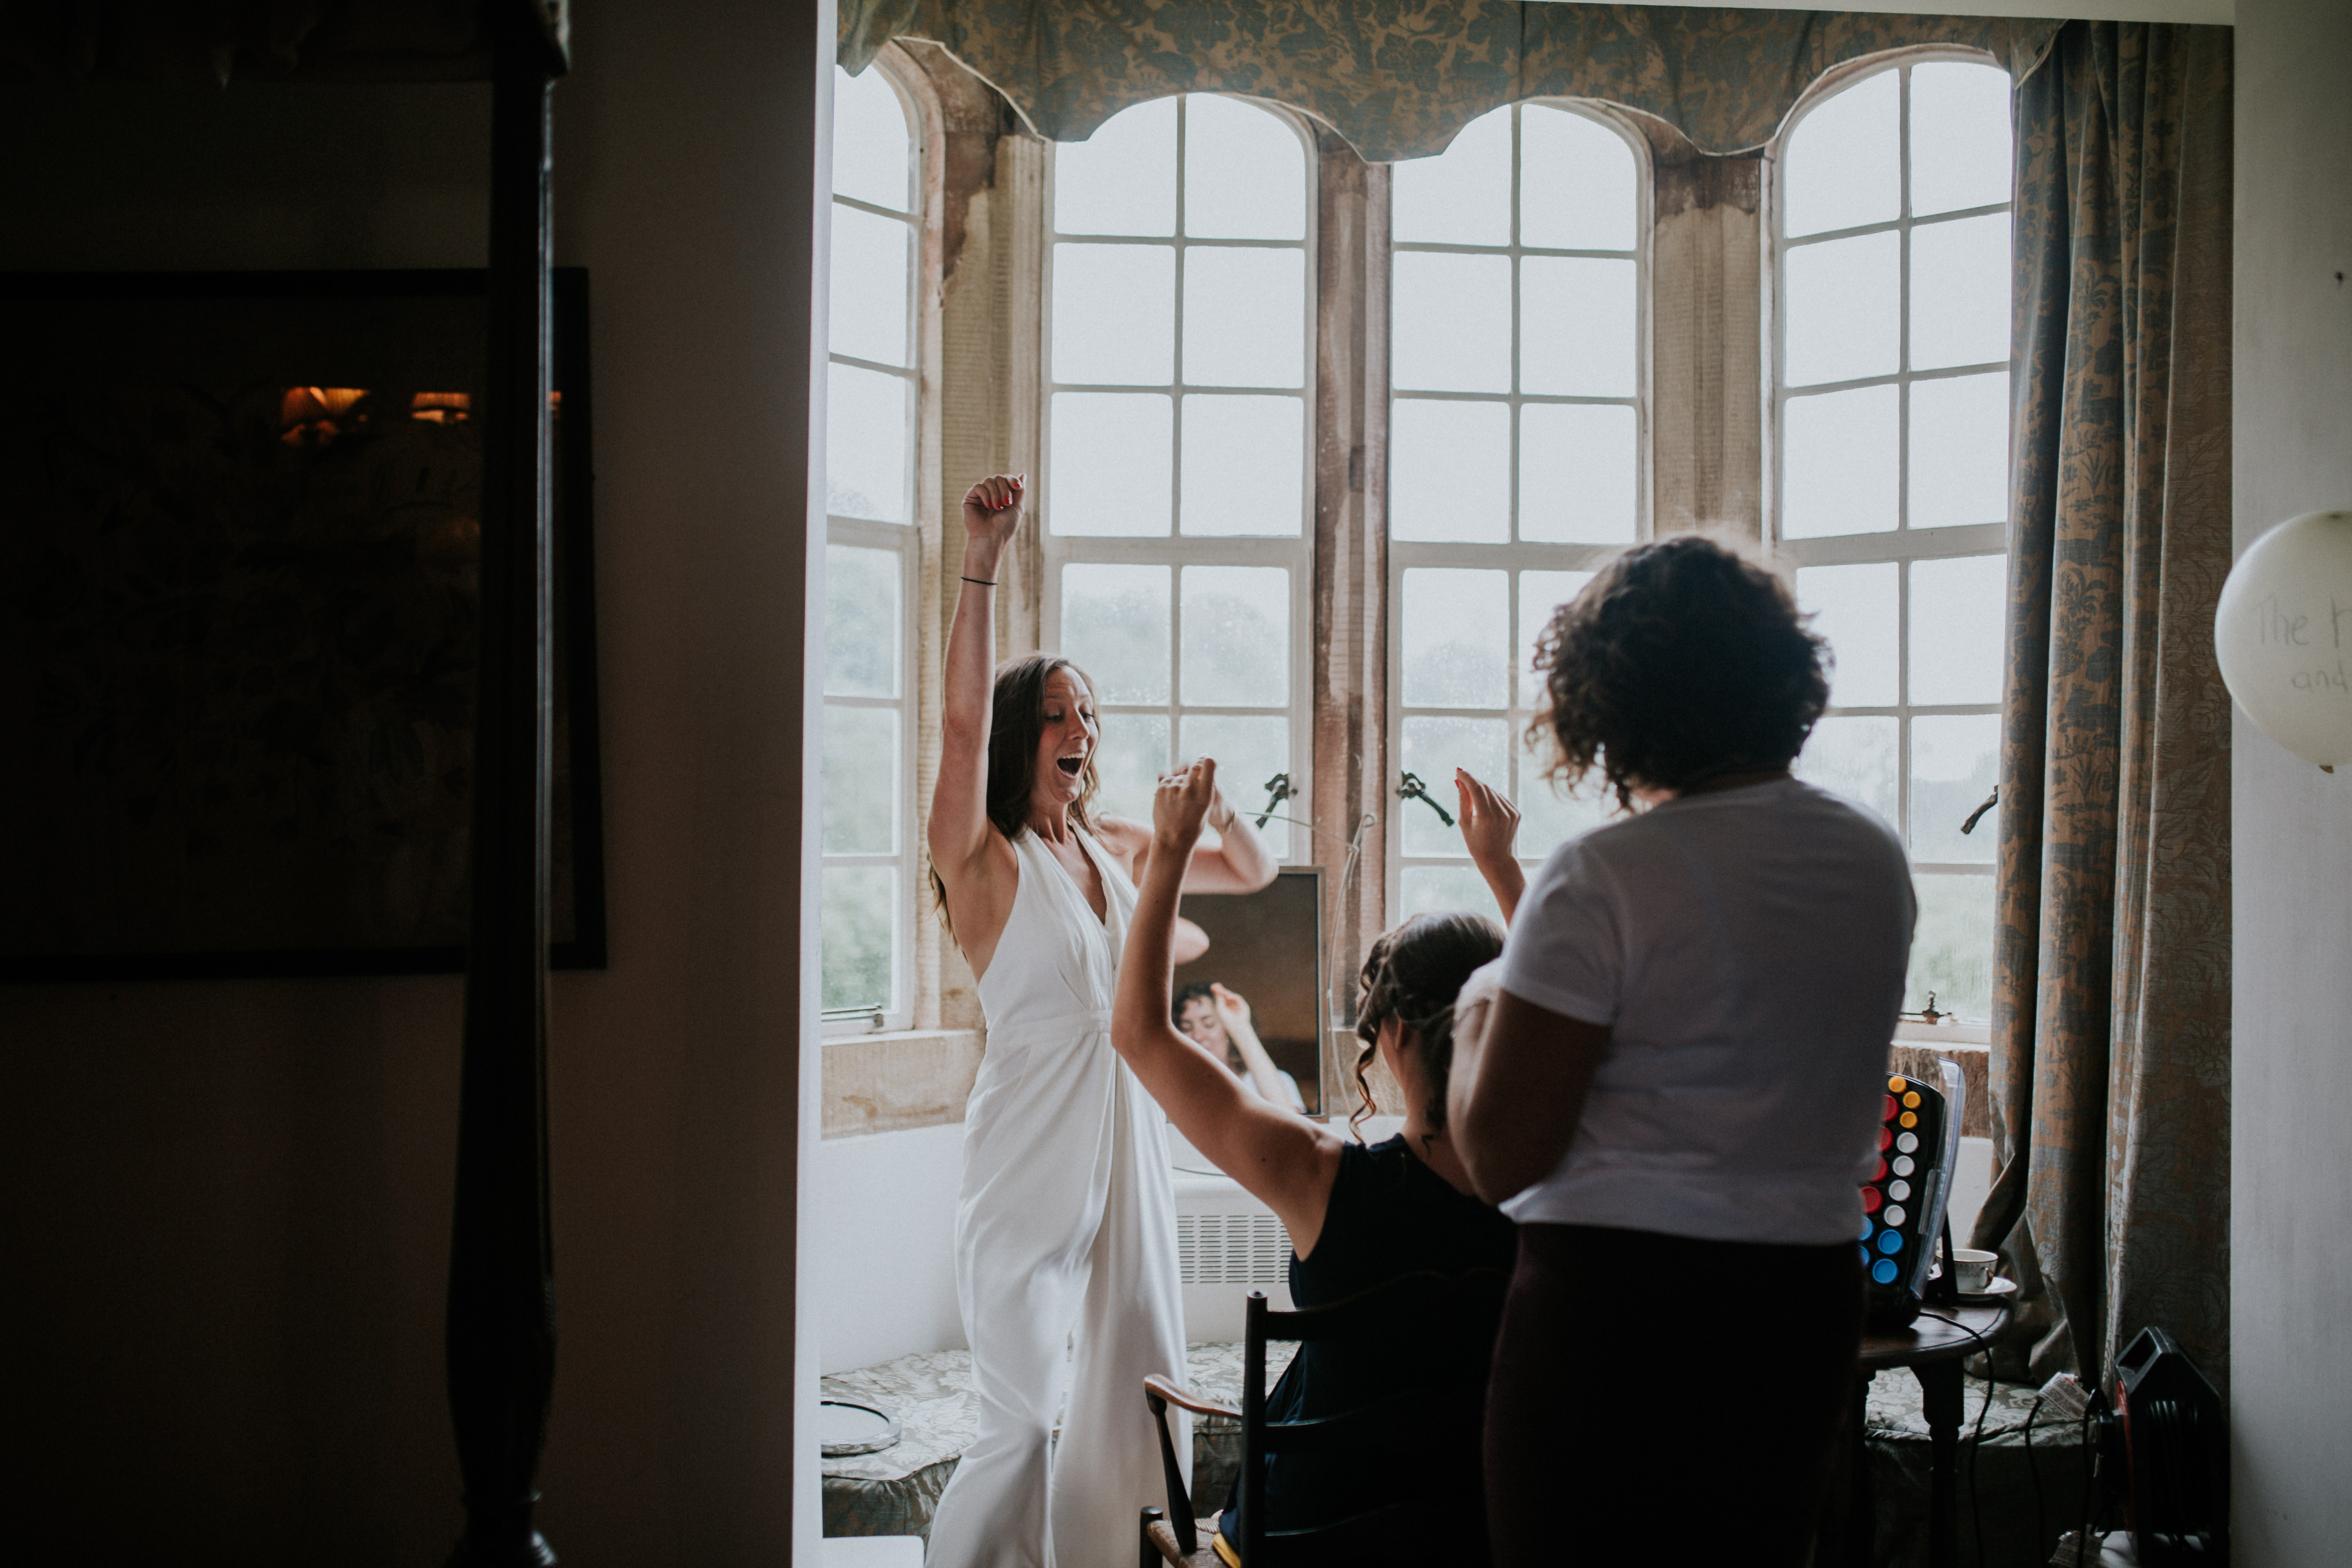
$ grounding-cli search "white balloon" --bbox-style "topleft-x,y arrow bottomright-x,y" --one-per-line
2215,510 -> 2352,768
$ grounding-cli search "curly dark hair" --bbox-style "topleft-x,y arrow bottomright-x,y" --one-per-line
1350,912 -> 1506,1138
1528,534 -> 1830,810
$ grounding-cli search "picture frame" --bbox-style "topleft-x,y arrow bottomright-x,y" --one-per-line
0,268 -> 605,979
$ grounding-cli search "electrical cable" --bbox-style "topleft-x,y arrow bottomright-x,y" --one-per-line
1968,1366 -> 1993,1568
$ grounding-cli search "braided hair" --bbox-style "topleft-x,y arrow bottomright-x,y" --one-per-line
1350,912 -> 1506,1138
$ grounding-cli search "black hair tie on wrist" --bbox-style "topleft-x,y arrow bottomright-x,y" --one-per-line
961,575 -> 997,587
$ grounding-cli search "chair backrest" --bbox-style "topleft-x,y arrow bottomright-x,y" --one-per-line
1235,1268 -> 1508,1566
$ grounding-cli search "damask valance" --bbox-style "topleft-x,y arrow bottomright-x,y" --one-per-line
840,1 -> 2061,160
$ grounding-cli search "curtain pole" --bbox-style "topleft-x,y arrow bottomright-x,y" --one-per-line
445,7 -> 560,1564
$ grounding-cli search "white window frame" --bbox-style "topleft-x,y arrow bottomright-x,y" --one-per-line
823,57 -> 927,1035
1768,52 -> 2010,1041
1039,94 -> 1319,857
1385,100 -> 1655,921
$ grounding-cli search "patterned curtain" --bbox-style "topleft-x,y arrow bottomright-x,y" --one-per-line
839,0 -> 2059,160
1977,19 -> 2233,1389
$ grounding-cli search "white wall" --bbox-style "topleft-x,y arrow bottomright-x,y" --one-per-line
818,1124 -> 969,1374
2232,1 -> 2352,1560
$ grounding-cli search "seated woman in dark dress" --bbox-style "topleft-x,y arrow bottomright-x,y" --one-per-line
1112,758 -> 1519,1563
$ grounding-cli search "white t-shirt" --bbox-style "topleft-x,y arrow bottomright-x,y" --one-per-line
1486,777 -> 1915,1245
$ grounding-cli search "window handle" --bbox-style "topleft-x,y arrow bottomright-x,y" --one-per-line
1397,771 -> 1455,828
1960,786 -> 1999,836
1254,772 -> 1294,830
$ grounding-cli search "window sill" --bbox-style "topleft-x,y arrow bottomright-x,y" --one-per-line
822,1027 -> 986,1139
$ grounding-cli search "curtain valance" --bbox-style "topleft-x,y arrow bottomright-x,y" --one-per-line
840,2 -> 2061,160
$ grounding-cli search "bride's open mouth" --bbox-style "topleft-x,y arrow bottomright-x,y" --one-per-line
1055,754 -> 1084,778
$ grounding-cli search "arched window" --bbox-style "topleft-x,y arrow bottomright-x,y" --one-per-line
1044,94 -> 1314,853
1774,59 -> 2013,1025
1387,101 -> 1648,919
821,60 -> 924,1029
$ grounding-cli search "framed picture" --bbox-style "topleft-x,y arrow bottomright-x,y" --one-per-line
0,269 -> 605,980
1173,867 -> 1324,1115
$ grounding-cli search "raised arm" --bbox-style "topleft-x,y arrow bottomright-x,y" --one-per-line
1448,985 -> 1609,1206
1211,984 -> 1300,1113
1456,768 -> 1526,925
927,476 -> 1025,963
1114,760 -> 1344,1253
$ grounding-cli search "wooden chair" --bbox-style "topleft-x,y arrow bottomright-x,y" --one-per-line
1138,1268 -> 1508,1568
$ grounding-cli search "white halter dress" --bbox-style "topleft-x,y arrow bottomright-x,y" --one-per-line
925,826 -> 1190,1568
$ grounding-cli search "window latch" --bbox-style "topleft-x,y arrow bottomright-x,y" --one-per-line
1960,786 -> 1999,836
1254,772 -> 1293,829
1397,772 -> 1455,828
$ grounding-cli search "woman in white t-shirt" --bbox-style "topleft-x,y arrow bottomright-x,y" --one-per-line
1447,534 -> 1915,1567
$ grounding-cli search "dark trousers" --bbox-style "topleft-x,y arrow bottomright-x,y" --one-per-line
1484,1222 -> 1862,1566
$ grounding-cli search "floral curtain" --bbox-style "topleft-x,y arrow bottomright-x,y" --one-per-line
839,1 -> 2061,160
1977,19 -> 2233,1389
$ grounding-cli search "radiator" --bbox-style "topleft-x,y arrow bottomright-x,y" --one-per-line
1172,1171 -> 1295,1341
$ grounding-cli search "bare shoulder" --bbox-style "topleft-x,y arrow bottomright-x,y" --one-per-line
1092,813 -> 1153,870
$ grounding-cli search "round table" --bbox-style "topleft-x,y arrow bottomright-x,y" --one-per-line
1826,1302 -> 2014,1568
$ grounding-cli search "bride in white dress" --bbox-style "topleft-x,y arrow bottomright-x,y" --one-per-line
925,474 -> 1278,1567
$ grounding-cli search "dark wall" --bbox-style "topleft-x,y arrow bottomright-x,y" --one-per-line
0,2 -> 832,1559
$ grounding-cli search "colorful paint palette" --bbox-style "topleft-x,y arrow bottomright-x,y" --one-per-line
1861,1071 -> 1954,1323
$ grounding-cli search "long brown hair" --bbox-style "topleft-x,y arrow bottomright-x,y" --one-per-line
1350,912 -> 1506,1137
928,653 -> 1102,942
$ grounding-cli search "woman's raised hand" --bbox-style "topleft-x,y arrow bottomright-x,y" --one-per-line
1456,768 -> 1520,867
1153,757 -> 1219,849
1209,982 -> 1253,1031
961,473 -> 1026,565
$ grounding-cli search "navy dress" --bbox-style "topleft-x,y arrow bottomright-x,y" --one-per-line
1217,1135 -> 1518,1559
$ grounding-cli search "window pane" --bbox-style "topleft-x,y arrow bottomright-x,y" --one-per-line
1050,392 -> 1172,535
1183,95 -> 1306,240
1911,714 -> 2000,864
1909,372 -> 2010,530
1910,63 -> 2013,218
1182,565 -> 1290,706
1785,230 -> 1900,386
1392,252 -> 1513,393
824,542 -> 900,697
826,362 -> 909,522
1911,212 -> 2011,371
823,705 -> 899,853
1521,257 -> 1636,398
1520,404 -> 1635,543
1183,247 -> 1304,389
1401,863 -> 1499,924
1782,384 -> 1898,538
1390,399 -> 1508,542
1909,872 -> 1994,1023
1181,394 -> 1303,536
1062,563 -> 1171,703
1784,69 -> 1899,238
1400,717 -> 1507,855
1517,744 -> 1610,861
1795,714 -> 1898,825
1796,562 -> 1898,708
1521,105 -> 1636,252
832,65 -> 912,211
1181,714 -> 1288,818
1391,105 -> 1511,246
1056,97 -> 1176,236
1518,569 -> 1594,708
821,865 -> 896,1011
829,204 -> 910,367
1094,712 -> 1170,822
1402,568 -> 1509,709
1908,555 -> 2006,706
1053,242 -> 1174,385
